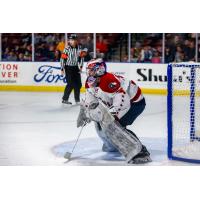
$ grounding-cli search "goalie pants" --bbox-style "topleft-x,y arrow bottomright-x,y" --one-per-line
119,98 -> 146,127
63,65 -> 82,102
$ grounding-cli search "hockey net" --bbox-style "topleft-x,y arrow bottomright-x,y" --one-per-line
168,63 -> 200,163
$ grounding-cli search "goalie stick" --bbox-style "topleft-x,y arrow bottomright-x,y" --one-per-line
64,121 -> 87,160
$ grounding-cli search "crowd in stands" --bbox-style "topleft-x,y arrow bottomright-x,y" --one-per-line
164,33 -> 196,63
0,33 -> 198,63
75,33 -> 93,61
95,33 -> 128,61
34,33 -> 65,61
34,33 -> 93,62
2,33 -> 32,61
130,33 -> 163,63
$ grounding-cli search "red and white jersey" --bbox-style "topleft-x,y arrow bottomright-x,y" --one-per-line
84,72 -> 143,119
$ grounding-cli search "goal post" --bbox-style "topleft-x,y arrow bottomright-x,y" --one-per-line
167,63 -> 200,163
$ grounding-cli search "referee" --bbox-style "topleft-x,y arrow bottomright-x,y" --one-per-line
60,34 -> 87,105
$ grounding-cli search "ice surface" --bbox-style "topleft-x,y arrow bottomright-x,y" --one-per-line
173,141 -> 200,160
0,91 -> 196,165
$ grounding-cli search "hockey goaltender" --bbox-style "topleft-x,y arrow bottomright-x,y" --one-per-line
77,58 -> 151,164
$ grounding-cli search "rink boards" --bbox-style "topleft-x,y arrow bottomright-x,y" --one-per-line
0,62 -> 191,95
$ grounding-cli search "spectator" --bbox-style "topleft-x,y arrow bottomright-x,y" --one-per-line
151,51 -> 161,63
7,51 -> 17,61
123,55 -> 128,62
96,49 -> 104,59
183,39 -> 190,60
24,51 -> 32,61
82,35 -> 93,52
187,40 -> 195,61
131,47 -> 141,62
174,45 -> 184,62
56,36 -> 65,52
26,44 -> 32,54
18,53 -> 24,61
165,46 -> 175,63
174,35 -> 181,46
54,50 -> 61,61
2,47 -> 10,60
80,35 -> 93,61
96,35 -> 108,57
35,43 -> 48,61
138,45 -> 153,63
48,45 -> 55,61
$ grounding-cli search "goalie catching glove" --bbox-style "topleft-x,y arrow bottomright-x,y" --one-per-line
77,100 -> 106,128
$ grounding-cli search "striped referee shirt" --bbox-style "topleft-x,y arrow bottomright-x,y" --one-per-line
60,45 -> 84,70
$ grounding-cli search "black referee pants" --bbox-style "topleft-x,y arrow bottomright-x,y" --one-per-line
63,66 -> 82,102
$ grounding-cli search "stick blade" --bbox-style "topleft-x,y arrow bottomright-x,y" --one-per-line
64,152 -> 72,159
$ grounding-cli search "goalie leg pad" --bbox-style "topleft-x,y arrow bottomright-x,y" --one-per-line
94,122 -> 119,152
102,121 -> 142,163
88,101 -> 143,163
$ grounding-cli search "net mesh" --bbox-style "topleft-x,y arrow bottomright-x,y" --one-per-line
171,63 -> 200,160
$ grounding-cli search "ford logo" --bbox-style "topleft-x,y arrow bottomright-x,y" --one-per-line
34,65 -> 67,83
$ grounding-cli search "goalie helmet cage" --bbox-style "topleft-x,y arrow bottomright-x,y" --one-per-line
167,63 -> 200,164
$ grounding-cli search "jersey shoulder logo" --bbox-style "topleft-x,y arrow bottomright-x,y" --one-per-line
108,82 -> 118,89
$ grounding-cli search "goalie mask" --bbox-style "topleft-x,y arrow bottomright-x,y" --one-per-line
86,58 -> 107,77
